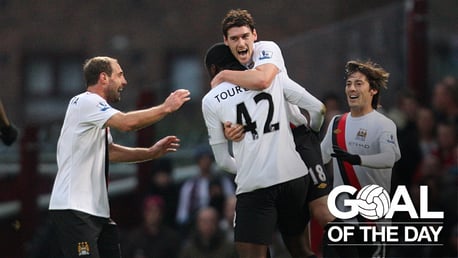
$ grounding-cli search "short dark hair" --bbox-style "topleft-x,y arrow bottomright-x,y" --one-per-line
345,60 -> 390,109
221,9 -> 255,38
83,56 -> 116,87
204,42 -> 246,78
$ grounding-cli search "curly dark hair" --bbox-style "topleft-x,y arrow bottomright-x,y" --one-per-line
221,9 -> 255,38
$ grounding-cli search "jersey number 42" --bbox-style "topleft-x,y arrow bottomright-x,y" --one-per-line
236,92 -> 280,140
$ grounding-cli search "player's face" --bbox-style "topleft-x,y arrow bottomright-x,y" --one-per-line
106,62 -> 127,103
345,71 -> 377,116
224,26 -> 257,65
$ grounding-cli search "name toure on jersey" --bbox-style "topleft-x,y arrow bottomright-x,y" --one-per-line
213,85 -> 249,103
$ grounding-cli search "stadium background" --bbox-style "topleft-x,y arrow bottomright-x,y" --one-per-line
0,0 -> 456,257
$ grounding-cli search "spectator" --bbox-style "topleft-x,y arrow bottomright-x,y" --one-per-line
176,145 -> 235,233
219,195 -> 236,242
442,222 -> 458,257
148,157 -> 180,228
321,92 -> 344,135
390,91 -> 422,188
179,207 -> 238,258
431,121 -> 457,173
416,107 -> 438,157
414,154 -> 441,181
122,195 -> 181,258
432,75 -> 458,127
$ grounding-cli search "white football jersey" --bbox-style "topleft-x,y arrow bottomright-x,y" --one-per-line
49,92 -> 119,218
202,72 -> 308,194
253,41 -> 315,127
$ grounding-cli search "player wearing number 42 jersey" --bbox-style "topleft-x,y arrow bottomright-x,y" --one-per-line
213,9 -> 362,257
202,44 -> 308,194
202,42 -> 312,258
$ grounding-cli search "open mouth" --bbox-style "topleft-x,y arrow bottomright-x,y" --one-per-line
238,49 -> 248,57
349,94 -> 358,100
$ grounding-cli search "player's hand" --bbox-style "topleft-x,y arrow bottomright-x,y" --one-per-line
224,122 -> 245,142
0,124 -> 18,146
331,145 -> 361,165
210,71 -> 225,88
163,89 -> 191,113
149,136 -> 180,159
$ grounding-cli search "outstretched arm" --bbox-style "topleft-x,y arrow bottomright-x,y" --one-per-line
106,89 -> 190,132
283,77 -> 326,132
109,135 -> 180,163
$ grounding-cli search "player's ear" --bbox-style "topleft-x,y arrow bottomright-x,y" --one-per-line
210,64 -> 218,79
99,72 -> 108,83
370,88 -> 378,96
252,29 -> 258,41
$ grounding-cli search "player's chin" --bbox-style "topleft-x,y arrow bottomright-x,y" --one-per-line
109,94 -> 122,103
236,55 -> 249,64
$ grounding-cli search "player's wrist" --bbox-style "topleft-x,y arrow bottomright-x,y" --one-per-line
352,154 -> 362,165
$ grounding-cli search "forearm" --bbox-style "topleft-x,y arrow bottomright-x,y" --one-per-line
308,105 -> 326,132
108,105 -> 170,132
213,62 -> 279,91
221,69 -> 272,90
109,144 -> 157,163
109,135 -> 179,163
360,151 -> 396,168
283,78 -> 326,131
125,105 -> 171,129
211,143 -> 237,174
108,89 -> 189,132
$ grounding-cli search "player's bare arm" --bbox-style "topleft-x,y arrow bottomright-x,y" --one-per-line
211,63 -> 278,90
109,135 -> 180,163
106,89 -> 190,131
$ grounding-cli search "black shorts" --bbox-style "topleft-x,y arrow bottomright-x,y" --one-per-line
292,125 -> 332,202
234,176 -> 310,245
49,210 -> 121,258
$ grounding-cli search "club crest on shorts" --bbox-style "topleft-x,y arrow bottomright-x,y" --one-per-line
77,241 -> 90,256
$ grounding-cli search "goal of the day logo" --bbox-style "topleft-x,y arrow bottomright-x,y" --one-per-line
327,185 -> 444,245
